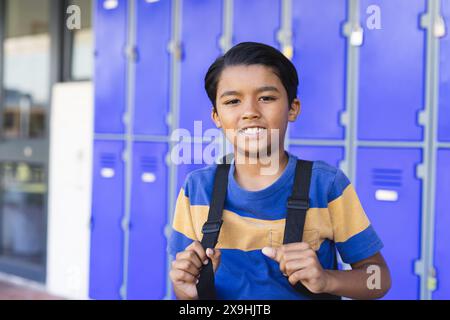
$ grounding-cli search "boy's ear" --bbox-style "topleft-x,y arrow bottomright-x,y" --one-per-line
211,108 -> 222,128
288,98 -> 301,122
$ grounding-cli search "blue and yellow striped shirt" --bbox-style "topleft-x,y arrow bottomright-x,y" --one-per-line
168,152 -> 383,299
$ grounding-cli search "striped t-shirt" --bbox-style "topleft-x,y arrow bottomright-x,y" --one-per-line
168,152 -> 384,299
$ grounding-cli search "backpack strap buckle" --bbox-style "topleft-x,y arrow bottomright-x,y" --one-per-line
287,197 -> 309,211
201,220 -> 223,234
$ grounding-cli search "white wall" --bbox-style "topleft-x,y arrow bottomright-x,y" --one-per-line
46,82 -> 93,299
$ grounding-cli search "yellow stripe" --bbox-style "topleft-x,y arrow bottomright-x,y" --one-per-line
172,193 -> 336,251
172,189 -> 200,241
328,184 -> 370,243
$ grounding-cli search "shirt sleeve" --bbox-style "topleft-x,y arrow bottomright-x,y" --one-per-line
327,168 -> 384,264
167,178 -> 198,258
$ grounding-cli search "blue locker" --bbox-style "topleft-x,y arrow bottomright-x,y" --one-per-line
356,148 -> 422,299
127,142 -> 168,299
290,0 -> 347,140
94,0 -> 128,134
90,140 -> 125,299
433,149 -> 450,299
288,145 -> 344,168
438,1 -> 450,141
178,0 -> 222,136
134,0 -> 171,135
358,0 -> 426,141
233,0 -> 280,46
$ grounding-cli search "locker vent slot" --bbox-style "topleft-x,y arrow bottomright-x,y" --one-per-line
372,168 -> 402,187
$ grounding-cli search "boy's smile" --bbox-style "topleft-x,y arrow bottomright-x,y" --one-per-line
211,64 -> 300,159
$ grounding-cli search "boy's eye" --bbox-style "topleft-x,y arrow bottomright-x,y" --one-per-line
259,96 -> 276,102
224,99 -> 240,105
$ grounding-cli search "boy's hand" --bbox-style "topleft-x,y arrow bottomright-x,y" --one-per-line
262,242 -> 330,294
169,241 -> 221,300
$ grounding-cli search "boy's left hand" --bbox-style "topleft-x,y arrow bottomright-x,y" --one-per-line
262,242 -> 330,294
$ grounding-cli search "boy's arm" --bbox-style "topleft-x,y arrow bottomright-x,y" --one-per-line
324,252 -> 391,299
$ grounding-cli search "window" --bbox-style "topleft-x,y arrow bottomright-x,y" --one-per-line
67,0 -> 93,81
2,0 -> 51,139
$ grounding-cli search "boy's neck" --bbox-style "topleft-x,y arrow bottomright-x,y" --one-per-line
232,149 -> 289,192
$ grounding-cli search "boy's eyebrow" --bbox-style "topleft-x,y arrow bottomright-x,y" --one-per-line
219,86 -> 280,99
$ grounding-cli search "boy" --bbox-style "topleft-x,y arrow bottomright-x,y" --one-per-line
168,42 -> 391,300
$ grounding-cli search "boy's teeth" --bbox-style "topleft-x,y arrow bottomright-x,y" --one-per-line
242,127 -> 265,134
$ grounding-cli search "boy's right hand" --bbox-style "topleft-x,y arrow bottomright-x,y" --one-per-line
169,241 -> 221,300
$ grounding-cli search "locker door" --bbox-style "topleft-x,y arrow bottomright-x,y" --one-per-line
288,145 -> 344,168
438,1 -> 450,141
433,149 -> 450,299
134,0 -> 171,135
358,0 -> 426,141
127,142 -> 168,299
94,0 -> 128,134
233,0 -> 280,46
356,148 -> 422,299
290,0 -> 346,140
178,0 -> 222,136
89,140 -> 125,299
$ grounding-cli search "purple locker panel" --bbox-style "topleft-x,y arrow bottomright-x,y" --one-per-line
358,0 -> 426,141
438,1 -> 450,141
233,0 -> 280,46
288,145 -> 344,168
356,148 -> 422,299
89,140 -> 125,299
178,0 -> 222,136
127,142 -> 168,299
433,149 -> 450,299
134,0 -> 171,135
290,0 -> 346,140
94,0 -> 127,134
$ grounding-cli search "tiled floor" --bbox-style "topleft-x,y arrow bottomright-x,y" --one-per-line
0,279 -> 63,300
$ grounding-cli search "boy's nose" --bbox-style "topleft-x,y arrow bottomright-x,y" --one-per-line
241,101 -> 261,120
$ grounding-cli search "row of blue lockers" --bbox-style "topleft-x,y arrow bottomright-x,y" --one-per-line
89,140 -> 450,299
95,0 -> 450,141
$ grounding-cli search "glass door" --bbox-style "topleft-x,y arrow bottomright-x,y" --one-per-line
0,0 -> 51,282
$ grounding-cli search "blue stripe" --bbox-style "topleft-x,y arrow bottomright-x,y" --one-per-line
335,225 -> 384,264
167,229 -> 194,258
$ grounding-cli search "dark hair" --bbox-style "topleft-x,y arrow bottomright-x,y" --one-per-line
204,41 -> 299,112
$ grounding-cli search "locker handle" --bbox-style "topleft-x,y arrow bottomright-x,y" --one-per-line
141,172 -> 156,183
375,189 -> 398,202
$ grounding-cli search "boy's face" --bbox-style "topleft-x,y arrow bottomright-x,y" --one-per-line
211,64 -> 300,159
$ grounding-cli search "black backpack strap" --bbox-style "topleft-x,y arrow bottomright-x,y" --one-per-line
285,159 -> 341,300
196,156 -> 230,300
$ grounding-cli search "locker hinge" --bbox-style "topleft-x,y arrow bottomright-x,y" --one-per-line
122,112 -> 130,126
415,260 -> 438,292
415,163 -> 425,179
167,41 -> 183,61
119,284 -> 126,300
164,224 -> 172,240
124,45 -> 138,62
417,110 -> 428,127
339,160 -> 349,175
342,22 -> 363,46
219,35 -> 232,54
121,217 -> 130,231
340,110 -> 350,127
276,29 -> 293,60
420,13 -> 446,38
